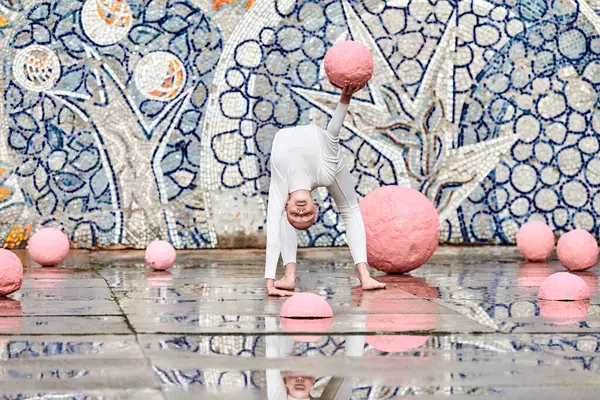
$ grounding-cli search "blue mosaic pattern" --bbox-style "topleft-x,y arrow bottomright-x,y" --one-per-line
2,0 -> 600,247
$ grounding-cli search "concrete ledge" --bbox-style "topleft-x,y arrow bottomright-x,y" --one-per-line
11,245 -> 526,267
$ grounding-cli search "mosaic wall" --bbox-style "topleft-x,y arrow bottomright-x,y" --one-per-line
3,0 -> 600,248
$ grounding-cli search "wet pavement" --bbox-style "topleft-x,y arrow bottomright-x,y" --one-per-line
1,248 -> 600,399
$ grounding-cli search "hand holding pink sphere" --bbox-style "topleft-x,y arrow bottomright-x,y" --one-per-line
27,227 -> 70,266
324,40 -> 373,88
516,221 -> 555,262
0,248 -> 23,296
145,240 -> 176,271
557,229 -> 598,272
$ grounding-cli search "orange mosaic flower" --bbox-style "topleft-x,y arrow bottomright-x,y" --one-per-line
212,0 -> 253,11
3,224 -> 32,249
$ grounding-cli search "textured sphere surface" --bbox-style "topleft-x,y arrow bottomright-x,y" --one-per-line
324,41 -> 373,87
145,240 -> 176,271
538,272 -> 590,300
280,293 -> 333,318
28,227 -> 70,266
0,249 -> 23,296
557,229 -> 598,271
360,186 -> 440,273
516,221 -> 555,261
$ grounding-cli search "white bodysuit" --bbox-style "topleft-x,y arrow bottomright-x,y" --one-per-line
265,103 -> 368,279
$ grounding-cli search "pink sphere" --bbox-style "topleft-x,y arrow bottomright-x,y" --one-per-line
516,221 -> 555,261
145,240 -> 176,271
538,272 -> 590,300
557,229 -> 598,271
0,249 -> 23,296
360,186 -> 440,274
27,227 -> 70,266
280,293 -> 333,318
324,41 -> 373,88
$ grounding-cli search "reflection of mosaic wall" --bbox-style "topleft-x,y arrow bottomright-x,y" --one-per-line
3,0 -> 600,248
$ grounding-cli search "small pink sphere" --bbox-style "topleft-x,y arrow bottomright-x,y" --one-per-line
360,186 -> 440,274
145,240 -> 176,271
280,293 -> 333,318
516,221 -> 555,262
27,227 -> 70,266
0,249 -> 23,296
324,41 -> 373,88
538,272 -> 590,300
557,229 -> 598,271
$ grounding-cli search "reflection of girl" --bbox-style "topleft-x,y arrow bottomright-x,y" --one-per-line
265,317 -> 364,399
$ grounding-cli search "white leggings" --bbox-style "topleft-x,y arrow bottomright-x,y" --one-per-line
279,161 -> 368,267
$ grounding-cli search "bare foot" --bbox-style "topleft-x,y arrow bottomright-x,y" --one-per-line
359,275 -> 387,290
267,286 -> 295,297
356,262 -> 386,291
275,263 -> 297,290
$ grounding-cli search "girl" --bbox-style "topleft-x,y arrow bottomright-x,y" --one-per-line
265,83 -> 385,296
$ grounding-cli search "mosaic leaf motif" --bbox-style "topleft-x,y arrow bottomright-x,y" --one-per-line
2,0 -> 223,248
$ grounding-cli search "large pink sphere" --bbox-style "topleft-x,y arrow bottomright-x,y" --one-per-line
557,229 -> 598,271
538,272 -> 590,300
145,240 -> 176,271
516,221 -> 555,261
27,227 -> 70,266
280,293 -> 333,318
360,186 -> 440,274
0,249 -> 23,296
324,41 -> 373,88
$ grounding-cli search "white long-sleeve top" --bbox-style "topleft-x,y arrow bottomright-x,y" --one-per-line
265,103 -> 349,279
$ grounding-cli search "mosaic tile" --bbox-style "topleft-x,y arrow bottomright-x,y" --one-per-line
2,0 -> 600,248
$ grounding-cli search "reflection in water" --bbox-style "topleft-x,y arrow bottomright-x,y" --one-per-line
30,267 -> 68,289
539,300 -> 591,325
0,297 -> 22,333
267,317 -> 363,399
518,263 -> 599,293
354,275 -> 439,352
518,263 -> 556,292
280,317 -> 332,343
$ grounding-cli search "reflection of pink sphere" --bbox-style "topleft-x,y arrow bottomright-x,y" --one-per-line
538,272 -> 590,300
557,229 -> 598,271
280,317 -> 332,342
147,271 -> 174,288
30,267 -> 67,290
280,293 -> 333,318
357,276 -> 439,352
360,186 -> 440,274
324,41 -> 373,88
0,297 -> 22,332
0,249 -> 23,296
539,300 -> 590,325
28,227 -> 70,266
517,263 -> 556,292
516,221 -> 555,261
145,240 -> 176,271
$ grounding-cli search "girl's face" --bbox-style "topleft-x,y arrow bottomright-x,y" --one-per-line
283,372 -> 315,399
286,191 -> 317,230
